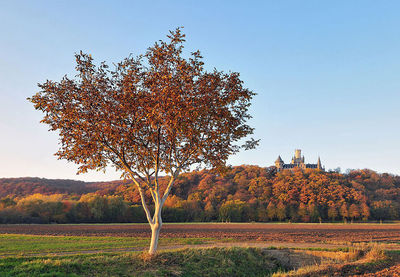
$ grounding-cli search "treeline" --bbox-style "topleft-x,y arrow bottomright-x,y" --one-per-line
0,177 -> 122,198
0,166 -> 399,223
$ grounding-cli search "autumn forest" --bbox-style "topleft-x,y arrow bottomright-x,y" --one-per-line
0,166 -> 399,224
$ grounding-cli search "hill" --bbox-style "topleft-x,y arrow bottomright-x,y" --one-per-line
0,166 -> 399,223
0,177 -> 136,198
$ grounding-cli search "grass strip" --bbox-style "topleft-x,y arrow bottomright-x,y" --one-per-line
0,247 -> 281,277
0,234 -> 213,255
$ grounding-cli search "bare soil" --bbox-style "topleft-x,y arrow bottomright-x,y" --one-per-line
0,223 -> 399,245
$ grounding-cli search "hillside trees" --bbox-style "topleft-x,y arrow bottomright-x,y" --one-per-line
1,167 -> 400,223
28,28 -> 257,254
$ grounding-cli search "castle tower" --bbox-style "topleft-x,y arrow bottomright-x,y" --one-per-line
291,149 -> 303,166
317,157 -> 322,170
275,156 -> 284,171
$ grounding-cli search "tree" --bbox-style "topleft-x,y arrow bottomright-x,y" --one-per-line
266,202 -> 276,221
219,200 -> 246,222
340,203 -> 349,222
327,204 -> 338,221
307,202 -> 320,223
360,202 -> 370,221
276,202 -> 286,221
349,204 -> 360,221
28,28 -> 257,254
0,197 -> 16,209
298,203 -> 309,222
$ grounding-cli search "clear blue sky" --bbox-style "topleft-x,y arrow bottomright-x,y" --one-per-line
1,1 -> 399,181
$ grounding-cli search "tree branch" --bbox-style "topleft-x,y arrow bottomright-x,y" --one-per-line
129,173 -> 154,225
161,169 -> 180,204
100,140 -> 149,188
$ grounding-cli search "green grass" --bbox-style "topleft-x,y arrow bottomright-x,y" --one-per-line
0,234 -> 213,256
0,247 -> 281,277
0,234 -> 281,276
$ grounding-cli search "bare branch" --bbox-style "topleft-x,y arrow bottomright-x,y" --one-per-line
161,169 -> 180,204
129,173 -> 153,225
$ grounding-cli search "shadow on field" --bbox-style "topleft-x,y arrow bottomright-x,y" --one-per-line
263,249 -> 322,270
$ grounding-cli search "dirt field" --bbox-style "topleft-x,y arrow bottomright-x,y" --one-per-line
0,223 -> 399,245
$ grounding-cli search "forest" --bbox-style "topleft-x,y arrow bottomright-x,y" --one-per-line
0,166 -> 399,223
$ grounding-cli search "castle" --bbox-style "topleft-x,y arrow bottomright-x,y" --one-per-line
275,149 -> 324,172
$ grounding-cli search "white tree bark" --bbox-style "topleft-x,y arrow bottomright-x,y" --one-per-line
127,169 -> 179,255
148,202 -> 162,255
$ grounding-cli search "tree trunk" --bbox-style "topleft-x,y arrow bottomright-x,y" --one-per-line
148,223 -> 161,255
148,203 -> 162,255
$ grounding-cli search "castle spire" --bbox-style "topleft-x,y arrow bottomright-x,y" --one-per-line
275,156 -> 284,172
317,156 -> 322,170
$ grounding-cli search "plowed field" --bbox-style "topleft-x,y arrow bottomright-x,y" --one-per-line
0,223 -> 399,245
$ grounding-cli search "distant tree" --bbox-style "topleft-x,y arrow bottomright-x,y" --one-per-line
370,200 -> 391,221
0,197 -> 16,209
298,203 -> 309,222
340,203 -> 349,223
388,202 -> 399,219
28,28 -> 257,254
248,177 -> 271,201
106,196 -> 129,222
276,202 -> 286,221
256,204 -> 268,222
181,200 -> 203,221
307,203 -> 320,223
327,204 -> 338,221
349,204 -> 360,221
219,200 -> 248,222
287,204 -> 300,222
266,202 -> 276,221
204,201 -> 217,221
360,202 -> 370,221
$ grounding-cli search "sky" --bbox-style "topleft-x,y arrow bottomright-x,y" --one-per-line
0,1 -> 399,181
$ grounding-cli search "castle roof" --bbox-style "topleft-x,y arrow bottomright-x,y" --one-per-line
275,156 -> 283,163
